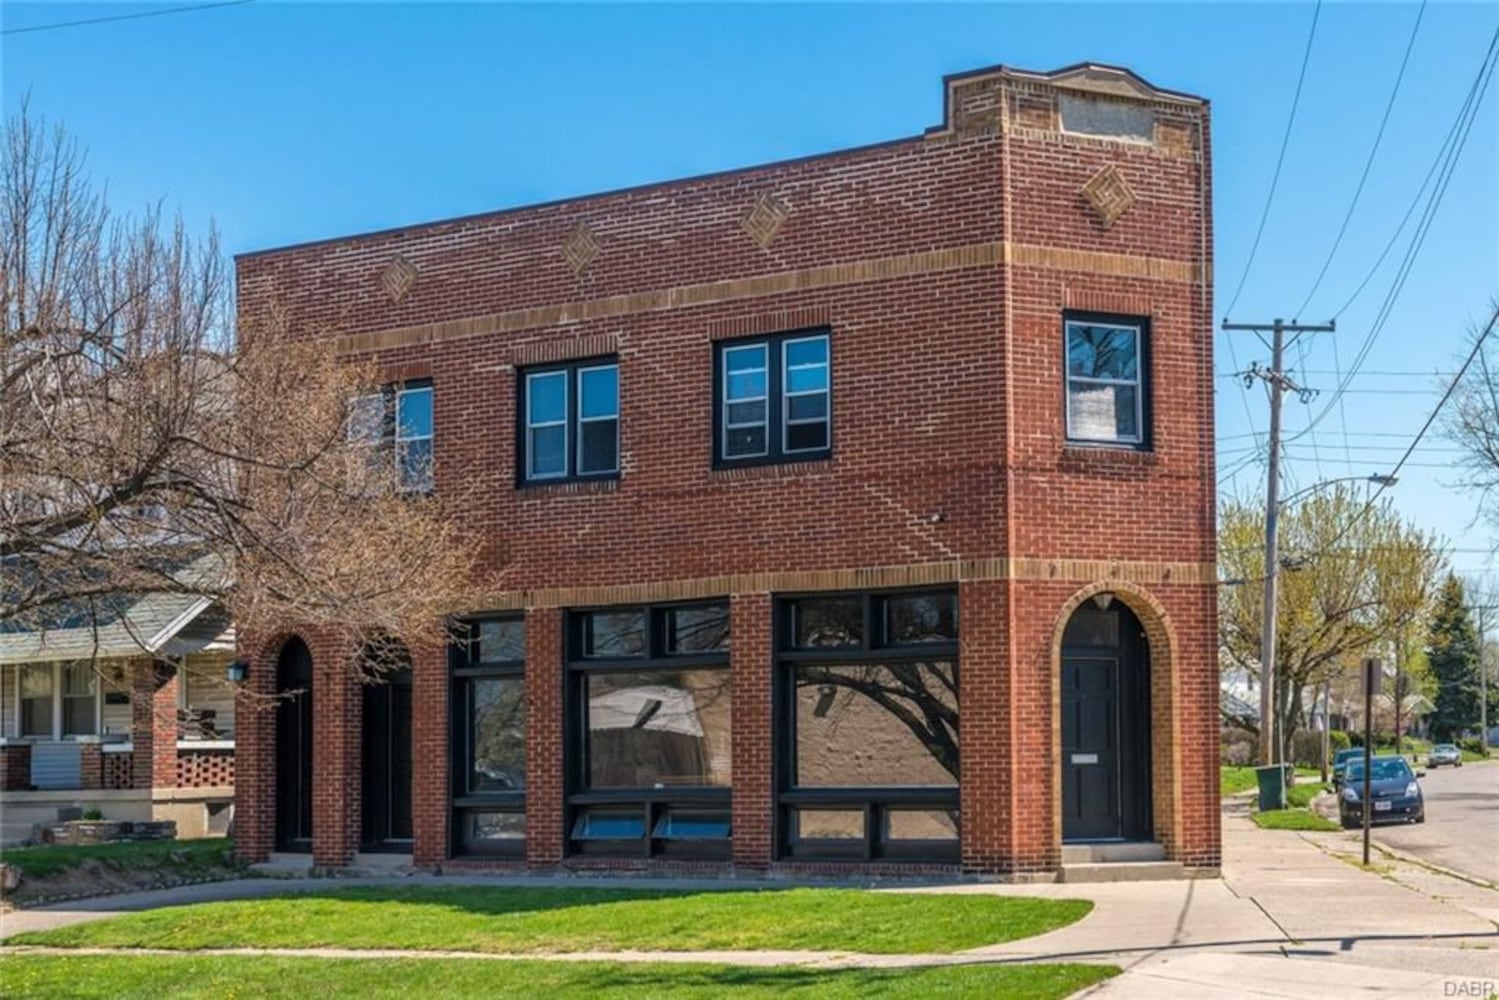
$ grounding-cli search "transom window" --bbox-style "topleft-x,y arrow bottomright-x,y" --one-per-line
776,590 -> 959,862
716,332 -> 831,465
565,602 -> 731,859
450,616 -> 526,856
346,381 -> 434,493
521,359 -> 619,483
1064,314 -> 1148,447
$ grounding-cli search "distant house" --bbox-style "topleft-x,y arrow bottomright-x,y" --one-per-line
0,555 -> 236,846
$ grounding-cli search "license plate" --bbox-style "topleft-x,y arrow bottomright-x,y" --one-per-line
1374,800 -> 1392,812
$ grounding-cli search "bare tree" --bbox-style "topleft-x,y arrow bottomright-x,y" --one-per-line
1,104 -> 481,677
1447,301 -> 1499,550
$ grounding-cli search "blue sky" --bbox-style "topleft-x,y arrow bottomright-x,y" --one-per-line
3,1 -> 1496,582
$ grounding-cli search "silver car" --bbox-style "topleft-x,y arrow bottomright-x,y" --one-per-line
1427,743 -> 1463,768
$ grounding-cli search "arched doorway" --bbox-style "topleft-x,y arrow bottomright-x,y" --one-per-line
1060,598 -> 1153,842
275,638 -> 314,852
360,648 -> 413,852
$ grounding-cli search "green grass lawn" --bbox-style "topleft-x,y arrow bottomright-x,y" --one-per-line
0,837 -> 236,879
10,886 -> 1093,955
1221,766 -> 1257,795
1286,781 -> 1330,809
1251,808 -> 1339,832
0,954 -> 1123,1000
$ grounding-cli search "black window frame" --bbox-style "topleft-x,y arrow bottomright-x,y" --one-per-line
712,329 -> 832,468
774,588 -> 959,863
449,615 -> 527,858
516,356 -> 620,486
347,378 -> 436,494
564,600 -> 731,860
1062,310 -> 1152,451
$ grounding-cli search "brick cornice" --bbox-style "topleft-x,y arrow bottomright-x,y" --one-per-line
467,556 -> 1216,611
334,241 -> 1204,357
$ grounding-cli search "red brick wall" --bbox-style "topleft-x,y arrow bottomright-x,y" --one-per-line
0,744 -> 32,791
234,65 -> 1218,875
410,641 -> 449,867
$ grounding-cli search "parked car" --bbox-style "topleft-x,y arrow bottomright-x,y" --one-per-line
1339,756 -> 1425,828
1426,743 -> 1463,768
1331,747 -> 1365,787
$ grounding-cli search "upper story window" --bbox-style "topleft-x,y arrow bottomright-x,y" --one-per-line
347,381 -> 433,493
521,359 -> 619,484
1064,314 -> 1149,448
715,332 -> 830,466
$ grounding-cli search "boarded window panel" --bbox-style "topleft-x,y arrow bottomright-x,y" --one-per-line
1059,95 -> 1154,143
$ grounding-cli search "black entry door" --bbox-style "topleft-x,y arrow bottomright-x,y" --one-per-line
275,639 -> 314,852
362,669 -> 414,850
1061,605 -> 1152,842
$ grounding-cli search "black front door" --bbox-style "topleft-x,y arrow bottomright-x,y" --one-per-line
361,669 -> 414,850
1061,603 -> 1152,842
275,639 -> 314,852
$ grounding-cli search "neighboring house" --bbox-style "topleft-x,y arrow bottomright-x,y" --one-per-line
0,556 -> 236,844
233,62 -> 1218,878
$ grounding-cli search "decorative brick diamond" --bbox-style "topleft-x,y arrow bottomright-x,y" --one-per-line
560,223 -> 600,276
378,256 -> 418,303
740,193 -> 791,250
1081,164 -> 1136,228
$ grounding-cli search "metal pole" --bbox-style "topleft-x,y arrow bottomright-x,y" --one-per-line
1320,678 -> 1331,784
1261,320 -> 1285,777
1479,604 -> 1493,756
1363,657 -> 1379,867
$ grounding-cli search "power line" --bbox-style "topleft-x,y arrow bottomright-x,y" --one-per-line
1294,0 -> 1427,318
1288,27 -> 1499,445
1,0 -> 251,36
1223,0 -> 1323,319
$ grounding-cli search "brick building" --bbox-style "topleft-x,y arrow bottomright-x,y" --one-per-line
233,62 -> 1219,878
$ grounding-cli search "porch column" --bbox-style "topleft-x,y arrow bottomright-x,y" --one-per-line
0,743 -> 33,791
410,639 -> 449,867
730,592 -> 772,869
130,659 -> 179,790
525,607 -> 564,867
79,740 -> 104,790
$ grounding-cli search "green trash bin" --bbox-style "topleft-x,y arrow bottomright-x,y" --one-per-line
1255,764 -> 1290,811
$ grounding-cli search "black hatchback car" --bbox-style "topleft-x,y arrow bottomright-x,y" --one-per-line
1339,756 -> 1424,828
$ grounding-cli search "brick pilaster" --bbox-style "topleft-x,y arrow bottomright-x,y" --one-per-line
524,607 -> 563,866
411,638 -> 449,867
233,633 -> 281,864
959,577 -> 1017,873
79,742 -> 103,790
0,743 -> 32,790
730,592 -> 773,868
151,663 -> 180,789
312,632 -> 359,869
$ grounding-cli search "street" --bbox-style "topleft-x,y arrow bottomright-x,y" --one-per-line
1373,759 -> 1499,886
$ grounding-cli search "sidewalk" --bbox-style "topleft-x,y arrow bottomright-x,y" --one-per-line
2,800 -> 1496,999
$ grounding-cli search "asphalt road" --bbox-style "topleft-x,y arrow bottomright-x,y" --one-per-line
1371,759 -> 1498,886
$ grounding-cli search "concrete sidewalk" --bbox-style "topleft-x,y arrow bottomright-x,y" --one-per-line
2,800 -> 1496,999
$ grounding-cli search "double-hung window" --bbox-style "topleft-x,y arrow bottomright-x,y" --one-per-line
450,617 -> 526,856
1064,314 -> 1149,448
716,331 -> 830,465
521,359 -> 619,483
346,382 -> 434,493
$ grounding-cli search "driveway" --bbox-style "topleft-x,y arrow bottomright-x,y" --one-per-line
1372,759 -> 1498,885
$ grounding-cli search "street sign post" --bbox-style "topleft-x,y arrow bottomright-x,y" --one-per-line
1362,657 -> 1383,866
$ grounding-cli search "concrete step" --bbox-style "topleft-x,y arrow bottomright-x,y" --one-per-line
1060,860 -> 1187,883
251,852 -> 314,878
1062,842 -> 1166,864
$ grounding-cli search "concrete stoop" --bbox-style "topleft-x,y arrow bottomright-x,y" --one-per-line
1060,841 -> 1186,882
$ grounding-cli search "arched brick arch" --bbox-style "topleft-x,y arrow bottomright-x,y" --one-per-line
234,631 -> 314,864
1049,580 -> 1184,859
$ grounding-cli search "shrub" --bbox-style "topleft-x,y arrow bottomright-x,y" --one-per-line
1327,730 -> 1351,752
1460,737 -> 1486,756
81,808 -> 105,822
1290,731 -> 1326,769
1221,729 -> 1257,766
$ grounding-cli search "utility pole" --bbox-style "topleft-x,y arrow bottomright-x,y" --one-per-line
1222,317 -> 1334,775
1476,601 -> 1497,756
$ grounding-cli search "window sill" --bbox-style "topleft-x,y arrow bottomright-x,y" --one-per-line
1060,444 -> 1159,469
516,477 -> 620,497
709,456 -> 833,483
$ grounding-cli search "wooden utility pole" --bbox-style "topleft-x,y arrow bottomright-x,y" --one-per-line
1222,317 -> 1334,778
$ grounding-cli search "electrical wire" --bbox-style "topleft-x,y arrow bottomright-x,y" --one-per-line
1294,0 -> 1427,319
1223,0 -> 1323,320
2,0 -> 251,36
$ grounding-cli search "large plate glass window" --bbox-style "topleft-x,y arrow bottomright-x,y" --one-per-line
450,616 -> 526,856
566,601 -> 731,858
1065,315 -> 1148,447
715,330 -> 831,466
520,359 -> 619,484
776,590 -> 959,862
